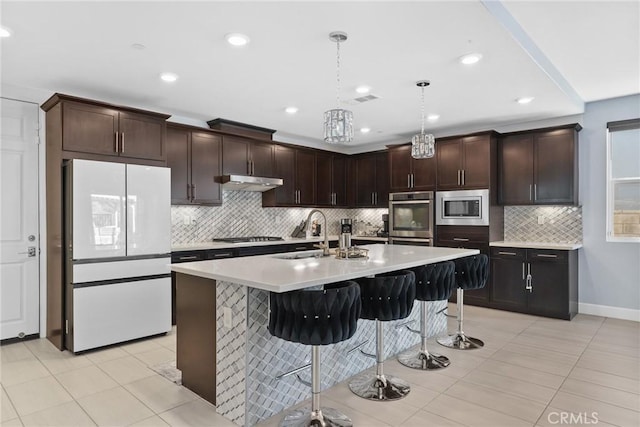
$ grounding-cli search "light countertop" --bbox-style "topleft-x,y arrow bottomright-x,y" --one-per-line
172,236 -> 339,252
490,241 -> 583,250
171,244 -> 479,293
171,235 -> 387,251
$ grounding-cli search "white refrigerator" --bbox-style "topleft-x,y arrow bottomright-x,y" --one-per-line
65,159 -> 171,352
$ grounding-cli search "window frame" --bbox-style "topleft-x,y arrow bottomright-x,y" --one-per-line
606,118 -> 640,243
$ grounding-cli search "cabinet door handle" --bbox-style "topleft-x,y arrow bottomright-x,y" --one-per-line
529,184 -> 533,201
522,262 -> 525,280
187,184 -> 192,201
252,161 -> 255,176
411,174 -> 415,188
114,132 -> 119,153
212,253 -> 232,258
498,251 -> 517,256
192,184 -> 196,200
295,246 -> 308,250
534,184 -> 537,201
526,274 -> 533,292
462,169 -> 465,186
536,254 -> 558,258
457,170 -> 460,186
453,237 -> 469,242
178,255 -> 199,261
120,132 -> 125,153
408,174 -> 411,189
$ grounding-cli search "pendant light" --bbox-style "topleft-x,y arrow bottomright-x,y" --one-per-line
411,80 -> 435,159
324,31 -> 354,144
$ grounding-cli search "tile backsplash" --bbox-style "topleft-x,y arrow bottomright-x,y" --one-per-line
504,205 -> 583,243
171,191 -> 387,245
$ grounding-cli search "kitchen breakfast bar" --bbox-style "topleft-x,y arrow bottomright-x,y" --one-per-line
170,244 -> 479,426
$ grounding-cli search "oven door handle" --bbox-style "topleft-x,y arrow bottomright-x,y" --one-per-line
390,200 -> 431,205
390,237 -> 432,243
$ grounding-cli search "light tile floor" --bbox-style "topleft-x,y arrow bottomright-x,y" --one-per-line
1,305 -> 638,427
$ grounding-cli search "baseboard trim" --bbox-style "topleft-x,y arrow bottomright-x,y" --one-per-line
579,303 -> 640,322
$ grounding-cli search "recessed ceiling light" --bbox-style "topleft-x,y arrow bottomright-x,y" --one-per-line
225,33 -> 250,47
285,106 -> 298,114
460,53 -> 483,65
516,97 -> 534,104
427,114 -> 440,121
160,72 -> 178,83
355,85 -> 371,94
0,26 -> 12,38
360,127 -> 371,133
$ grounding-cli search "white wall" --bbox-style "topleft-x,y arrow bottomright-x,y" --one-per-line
579,94 -> 640,320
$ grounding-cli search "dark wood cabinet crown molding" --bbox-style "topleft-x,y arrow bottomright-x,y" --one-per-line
41,93 -> 171,119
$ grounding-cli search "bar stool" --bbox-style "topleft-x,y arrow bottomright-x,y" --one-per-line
437,254 -> 489,350
398,261 -> 456,370
268,281 -> 361,427
348,270 -> 416,401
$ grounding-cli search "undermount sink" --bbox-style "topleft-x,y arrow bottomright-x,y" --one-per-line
272,251 -> 323,260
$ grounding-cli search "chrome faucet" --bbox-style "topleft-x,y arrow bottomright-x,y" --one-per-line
305,209 -> 330,256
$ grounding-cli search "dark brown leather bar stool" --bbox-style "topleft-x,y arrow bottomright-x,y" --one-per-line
348,270 -> 416,401
398,261 -> 456,370
268,281 -> 361,427
437,254 -> 489,350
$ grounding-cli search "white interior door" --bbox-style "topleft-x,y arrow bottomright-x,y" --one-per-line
1,98 -> 40,340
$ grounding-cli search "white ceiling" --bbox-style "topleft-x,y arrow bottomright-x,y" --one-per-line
1,1 -> 638,153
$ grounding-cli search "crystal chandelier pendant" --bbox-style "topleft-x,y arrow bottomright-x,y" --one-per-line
411,80 -> 436,159
324,31 -> 354,144
324,108 -> 354,143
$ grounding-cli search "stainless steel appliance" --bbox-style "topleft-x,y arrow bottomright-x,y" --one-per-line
388,191 -> 434,246
435,189 -> 489,226
65,159 -> 171,353
212,236 -> 284,243
340,218 -> 352,249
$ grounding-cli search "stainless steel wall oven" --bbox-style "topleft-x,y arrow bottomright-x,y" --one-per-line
388,191 -> 434,245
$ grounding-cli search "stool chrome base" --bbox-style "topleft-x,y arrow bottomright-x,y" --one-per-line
348,372 -> 410,401
436,333 -> 484,350
398,349 -> 450,370
281,407 -> 352,427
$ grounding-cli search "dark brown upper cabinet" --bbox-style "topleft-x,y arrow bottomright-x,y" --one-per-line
436,133 -> 492,190
41,94 -> 168,162
388,144 -> 437,192
353,151 -> 389,208
498,124 -> 580,205
316,152 -> 347,207
167,126 -> 222,205
263,145 -> 316,206
222,135 -> 274,177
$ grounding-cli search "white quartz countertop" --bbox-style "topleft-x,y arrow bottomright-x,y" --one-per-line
490,241 -> 583,250
172,236 -> 340,252
171,244 -> 479,293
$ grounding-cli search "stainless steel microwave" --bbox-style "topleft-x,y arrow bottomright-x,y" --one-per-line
435,189 -> 489,226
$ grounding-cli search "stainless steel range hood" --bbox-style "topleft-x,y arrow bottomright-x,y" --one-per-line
219,175 -> 283,192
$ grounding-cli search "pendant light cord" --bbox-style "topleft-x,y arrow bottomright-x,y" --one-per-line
336,39 -> 341,108
420,84 -> 425,135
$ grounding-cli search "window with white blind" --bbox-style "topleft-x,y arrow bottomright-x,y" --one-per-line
607,119 -> 640,242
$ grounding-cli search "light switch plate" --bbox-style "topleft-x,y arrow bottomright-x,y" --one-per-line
538,215 -> 545,225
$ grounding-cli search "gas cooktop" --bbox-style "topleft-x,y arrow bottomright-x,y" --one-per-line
212,236 -> 284,243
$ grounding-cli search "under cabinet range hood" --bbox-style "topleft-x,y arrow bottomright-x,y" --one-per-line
219,175 -> 283,192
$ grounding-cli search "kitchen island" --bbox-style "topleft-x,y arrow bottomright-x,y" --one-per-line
171,244 -> 479,426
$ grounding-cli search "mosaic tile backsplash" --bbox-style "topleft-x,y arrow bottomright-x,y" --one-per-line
504,206 -> 583,243
171,191 -> 388,244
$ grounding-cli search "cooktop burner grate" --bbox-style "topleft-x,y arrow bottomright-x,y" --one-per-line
212,236 -> 285,243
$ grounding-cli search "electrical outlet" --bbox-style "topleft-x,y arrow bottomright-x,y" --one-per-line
223,307 -> 232,328
538,215 -> 545,225
182,215 -> 190,225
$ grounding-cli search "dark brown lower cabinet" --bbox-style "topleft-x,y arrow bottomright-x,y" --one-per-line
490,247 -> 578,320
436,226 -> 491,307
